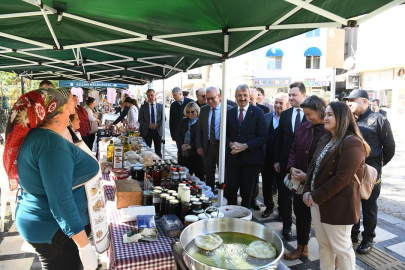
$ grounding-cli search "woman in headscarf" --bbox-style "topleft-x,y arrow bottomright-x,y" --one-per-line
3,88 -> 98,270
175,102 -> 205,180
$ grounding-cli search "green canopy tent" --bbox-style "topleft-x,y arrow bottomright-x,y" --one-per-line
0,0 -> 403,206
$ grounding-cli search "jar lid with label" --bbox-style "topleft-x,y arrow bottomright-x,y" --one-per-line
153,190 -> 162,195
160,193 -> 169,198
198,213 -> 211,220
170,199 -> 180,204
166,196 -> 175,201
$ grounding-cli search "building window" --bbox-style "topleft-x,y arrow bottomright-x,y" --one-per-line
304,47 -> 322,69
266,48 -> 283,70
305,56 -> 321,69
306,29 -> 320,37
267,56 -> 282,70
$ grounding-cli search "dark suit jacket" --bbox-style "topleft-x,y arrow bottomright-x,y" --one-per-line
113,105 -> 129,125
138,103 -> 164,137
264,113 -> 279,164
169,97 -> 193,139
226,105 -> 268,165
304,135 -> 365,225
175,117 -> 198,156
227,100 -> 237,107
274,107 -> 307,169
196,104 -> 232,153
257,103 -> 270,114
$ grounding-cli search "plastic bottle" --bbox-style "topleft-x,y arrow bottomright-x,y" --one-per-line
107,140 -> 114,162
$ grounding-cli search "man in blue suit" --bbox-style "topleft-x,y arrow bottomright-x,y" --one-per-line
226,84 -> 269,208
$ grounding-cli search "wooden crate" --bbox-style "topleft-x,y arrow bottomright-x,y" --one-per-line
114,180 -> 142,209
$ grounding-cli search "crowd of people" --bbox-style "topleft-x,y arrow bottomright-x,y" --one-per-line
166,82 -> 395,269
2,79 -> 396,270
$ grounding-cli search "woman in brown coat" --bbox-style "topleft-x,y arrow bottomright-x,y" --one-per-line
303,102 -> 370,270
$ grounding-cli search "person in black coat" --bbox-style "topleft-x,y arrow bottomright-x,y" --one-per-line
112,104 -> 129,125
261,92 -> 289,218
170,87 -> 193,163
250,88 -> 270,114
170,87 -> 194,141
226,84 -> 268,208
273,82 -> 307,240
175,102 -> 205,181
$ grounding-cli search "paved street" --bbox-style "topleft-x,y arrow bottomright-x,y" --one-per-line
0,109 -> 405,269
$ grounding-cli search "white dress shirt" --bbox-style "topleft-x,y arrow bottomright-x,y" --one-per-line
237,104 -> 250,121
291,107 -> 304,133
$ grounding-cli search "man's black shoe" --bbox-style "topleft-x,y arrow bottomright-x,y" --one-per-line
251,201 -> 261,211
261,208 -> 274,218
282,228 -> 292,241
356,240 -> 373,254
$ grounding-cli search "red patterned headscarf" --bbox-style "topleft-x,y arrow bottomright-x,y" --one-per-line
3,88 -> 70,191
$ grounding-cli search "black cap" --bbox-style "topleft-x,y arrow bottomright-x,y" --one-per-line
343,89 -> 369,100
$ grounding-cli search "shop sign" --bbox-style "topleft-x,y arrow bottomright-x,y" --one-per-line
346,74 -> 361,89
59,81 -> 128,88
304,78 -> 329,87
253,78 -> 291,86
188,74 -> 202,79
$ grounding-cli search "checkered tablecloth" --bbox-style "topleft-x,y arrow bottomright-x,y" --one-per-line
102,176 -> 177,270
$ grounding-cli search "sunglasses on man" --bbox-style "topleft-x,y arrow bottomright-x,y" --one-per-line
186,110 -> 196,114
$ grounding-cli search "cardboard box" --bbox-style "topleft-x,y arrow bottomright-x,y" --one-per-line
115,180 -> 142,209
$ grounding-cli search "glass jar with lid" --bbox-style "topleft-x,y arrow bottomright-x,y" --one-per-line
160,193 -> 169,216
152,190 -> 162,215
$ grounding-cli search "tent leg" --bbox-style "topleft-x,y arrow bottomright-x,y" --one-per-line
330,67 -> 336,101
218,58 -> 228,207
162,68 -> 166,160
21,76 -> 25,94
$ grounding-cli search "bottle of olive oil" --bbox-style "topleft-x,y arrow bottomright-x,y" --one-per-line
123,138 -> 130,153
107,140 -> 114,162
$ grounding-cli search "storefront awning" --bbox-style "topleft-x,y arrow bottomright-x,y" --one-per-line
266,48 -> 284,57
304,47 -> 322,57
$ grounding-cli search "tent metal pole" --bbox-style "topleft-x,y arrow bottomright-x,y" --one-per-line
330,67 -> 336,102
21,77 -> 25,95
83,59 -> 134,67
37,0 -> 61,49
0,31 -> 53,49
137,59 -> 183,72
18,50 -> 75,66
273,0 -> 314,25
138,55 -> 177,60
63,38 -> 146,50
165,57 -> 184,78
121,76 -> 147,83
0,63 -> 38,69
229,30 -> 267,57
180,73 -> 183,89
0,54 -> 37,64
228,0 -> 315,57
155,30 -> 222,39
357,0 -> 405,25
0,11 -> 50,19
154,38 -> 222,57
62,13 -> 147,38
127,69 -> 163,78
162,68 -> 166,160
283,0 -> 348,25
43,64 -> 83,74
270,22 -> 341,30
129,65 -> 156,70
218,33 -> 230,207
87,48 -> 132,59
88,68 -> 124,75
186,59 -> 200,71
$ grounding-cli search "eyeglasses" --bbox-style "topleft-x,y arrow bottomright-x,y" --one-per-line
206,95 -> 217,101
186,110 -> 196,114
198,95 -> 206,98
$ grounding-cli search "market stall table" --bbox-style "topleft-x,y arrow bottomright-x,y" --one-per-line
103,176 -> 177,270
102,113 -> 119,125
